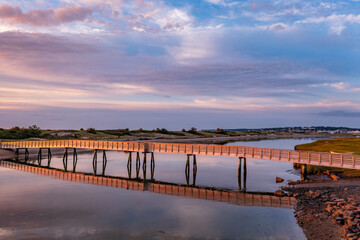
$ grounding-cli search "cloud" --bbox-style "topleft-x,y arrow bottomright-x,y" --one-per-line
296,14 -> 360,35
330,82 -> 349,90
0,4 -> 92,26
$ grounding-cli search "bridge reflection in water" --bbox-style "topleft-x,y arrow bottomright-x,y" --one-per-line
1,154 -> 296,209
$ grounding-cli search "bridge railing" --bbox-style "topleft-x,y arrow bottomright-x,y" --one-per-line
1,140 -> 360,170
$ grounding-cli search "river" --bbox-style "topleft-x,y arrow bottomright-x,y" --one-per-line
0,138 -> 318,239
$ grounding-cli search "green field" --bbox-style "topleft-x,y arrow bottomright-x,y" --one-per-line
296,138 -> 360,176
295,138 -> 360,155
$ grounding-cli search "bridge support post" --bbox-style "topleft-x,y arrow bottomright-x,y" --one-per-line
238,157 -> 247,192
47,148 -> 52,167
300,164 -> 307,180
136,152 -> 141,178
37,149 -> 42,166
63,148 -> 68,171
185,155 -> 190,185
142,153 -> 147,180
102,150 -> 107,176
73,148 -> 78,172
185,154 -> 197,186
127,152 -> 132,178
243,157 -> 247,191
25,148 -> 29,162
92,150 -> 97,175
192,155 -> 197,186
150,152 -> 155,181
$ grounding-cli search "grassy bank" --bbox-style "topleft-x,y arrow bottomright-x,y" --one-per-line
296,138 -> 360,177
295,138 -> 360,155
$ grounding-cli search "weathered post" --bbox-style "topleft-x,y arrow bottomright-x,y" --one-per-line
63,148 -> 68,171
185,154 -> 190,186
142,152 -> 147,180
300,164 -> 307,180
47,148 -> 51,167
238,157 -> 242,191
92,149 -> 97,175
37,148 -> 42,165
136,152 -> 141,178
102,150 -> 107,176
150,152 -> 155,181
127,152 -> 132,178
25,148 -> 29,162
73,148 -> 78,172
192,155 -> 197,186
243,157 -> 247,192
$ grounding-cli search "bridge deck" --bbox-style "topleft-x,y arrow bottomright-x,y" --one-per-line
1,140 -> 360,169
0,160 -> 296,209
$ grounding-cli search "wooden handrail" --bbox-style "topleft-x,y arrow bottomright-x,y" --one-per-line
1,140 -> 360,170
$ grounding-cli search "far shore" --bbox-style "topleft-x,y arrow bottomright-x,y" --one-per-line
139,133 -> 334,144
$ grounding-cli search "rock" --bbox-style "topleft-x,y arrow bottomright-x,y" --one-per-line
314,190 -> 322,198
276,177 -> 284,183
325,206 -> 333,213
274,190 -> 284,197
336,216 -> 345,225
325,201 -> 337,206
330,173 -> 339,180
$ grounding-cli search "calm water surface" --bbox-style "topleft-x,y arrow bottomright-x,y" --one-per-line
0,139 -> 316,239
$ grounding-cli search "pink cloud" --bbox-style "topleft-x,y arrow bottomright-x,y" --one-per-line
0,4 -> 92,26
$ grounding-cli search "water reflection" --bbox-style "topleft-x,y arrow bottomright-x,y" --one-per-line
0,140 -> 309,240
2,155 -> 296,210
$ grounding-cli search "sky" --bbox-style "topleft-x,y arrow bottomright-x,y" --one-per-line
0,0 -> 359,130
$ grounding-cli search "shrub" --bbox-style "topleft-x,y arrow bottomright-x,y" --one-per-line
214,128 -> 227,134
0,125 -> 42,139
86,128 -> 97,134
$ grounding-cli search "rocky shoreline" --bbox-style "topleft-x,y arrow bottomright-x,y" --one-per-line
283,177 -> 360,240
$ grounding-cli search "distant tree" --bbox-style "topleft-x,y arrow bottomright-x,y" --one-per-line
188,127 -> 198,134
214,128 -> 227,134
0,125 -> 42,139
181,128 -> 186,132
155,128 -> 168,134
80,128 -> 84,131
86,128 -> 96,134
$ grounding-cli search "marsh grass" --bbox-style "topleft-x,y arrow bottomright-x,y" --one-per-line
296,138 -> 360,177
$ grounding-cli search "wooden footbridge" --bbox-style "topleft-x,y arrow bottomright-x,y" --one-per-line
0,160 -> 297,209
1,139 -> 360,170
